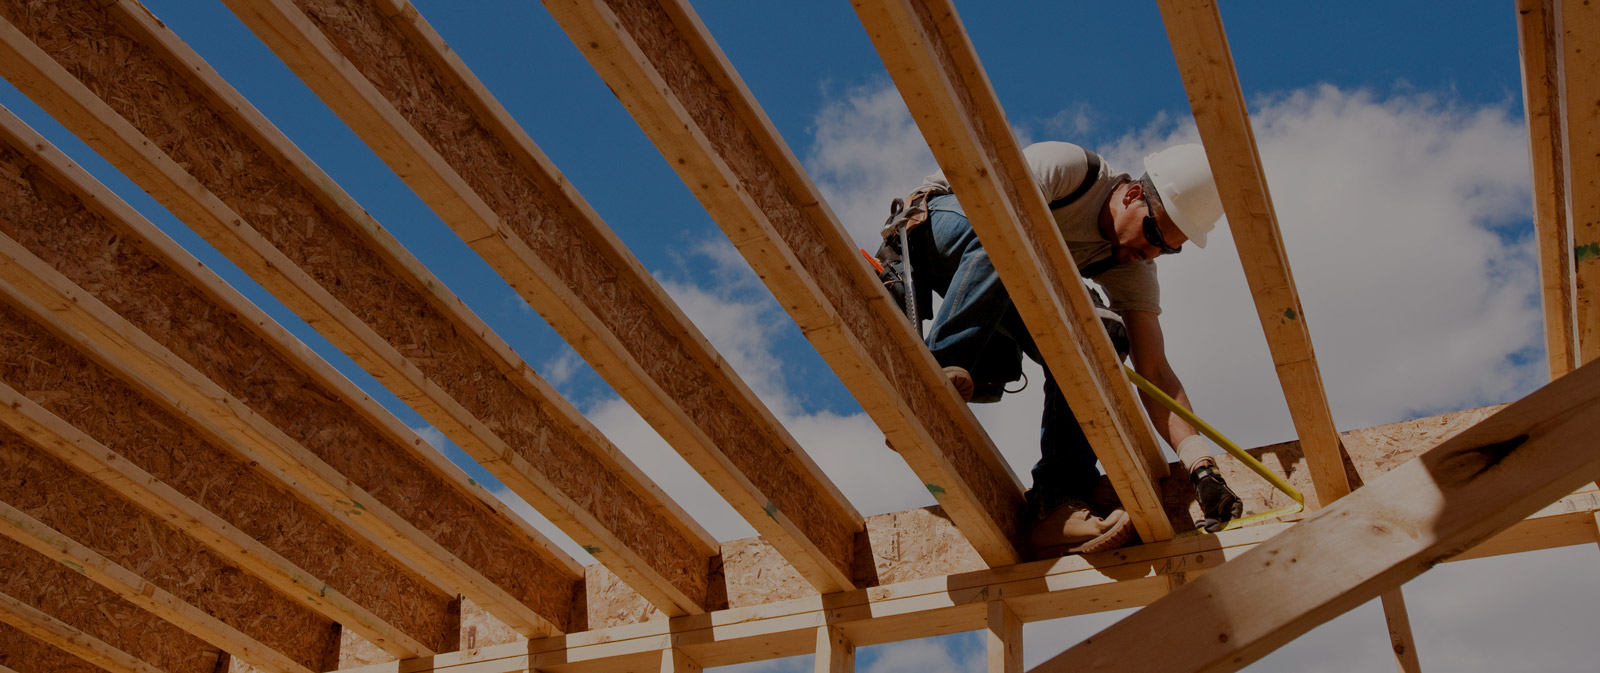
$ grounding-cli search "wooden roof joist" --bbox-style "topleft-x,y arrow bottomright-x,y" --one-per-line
0,537 -> 228,673
222,0 -> 864,595
0,621 -> 146,673
0,0 -> 712,619
1517,0 -> 1579,378
1553,0 -> 1600,364
1036,358 -> 1600,673
0,100 -> 579,638
852,0 -> 1172,541
544,0 -> 1028,566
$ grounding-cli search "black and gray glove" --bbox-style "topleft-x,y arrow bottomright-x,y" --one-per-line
1192,464 -> 1243,533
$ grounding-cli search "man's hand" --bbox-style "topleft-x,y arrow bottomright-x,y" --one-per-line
1192,464 -> 1243,533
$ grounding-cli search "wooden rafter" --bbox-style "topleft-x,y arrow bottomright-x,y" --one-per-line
223,0 -> 864,594
544,0 -> 1027,565
1559,0 -> 1600,363
0,102 -> 575,639
0,0 -> 717,617
0,597 -> 167,673
0,503 -> 312,673
852,0 -> 1172,542
1033,359 -> 1600,673
0,624 -> 119,673
1518,0 -> 1578,378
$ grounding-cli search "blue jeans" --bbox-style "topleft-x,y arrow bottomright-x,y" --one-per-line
922,195 -> 1100,512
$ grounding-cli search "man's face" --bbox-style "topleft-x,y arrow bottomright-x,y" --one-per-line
1110,183 -> 1187,264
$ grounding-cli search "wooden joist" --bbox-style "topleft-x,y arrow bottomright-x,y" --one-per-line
0,100 -> 573,641
0,622 -> 126,673
224,0 -> 863,595
1559,0 -> 1600,363
1380,589 -> 1422,673
1518,0 -> 1578,378
0,537 -> 228,671
544,0 -> 1027,565
851,0 -> 1171,541
814,625 -> 854,673
1156,0 -> 1349,507
987,601 -> 1022,673
0,0 -> 710,620
1033,359 -> 1600,673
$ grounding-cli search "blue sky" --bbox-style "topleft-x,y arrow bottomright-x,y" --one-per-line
1,1 -> 1591,671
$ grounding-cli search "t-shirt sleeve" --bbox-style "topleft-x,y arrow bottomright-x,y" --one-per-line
1095,259 -> 1161,315
1022,141 -> 1092,203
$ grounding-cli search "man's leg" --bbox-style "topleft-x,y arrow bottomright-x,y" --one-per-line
922,198 -> 1013,371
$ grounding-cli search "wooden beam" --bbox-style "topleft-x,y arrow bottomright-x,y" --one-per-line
0,504 -> 311,673
0,623 -> 114,673
0,595 -> 166,673
1032,360 -> 1600,673
987,601 -> 1022,673
1519,0 -> 1579,378
1379,589 -> 1422,673
1156,0 -> 1349,508
0,104 -> 565,643
1560,0 -> 1600,363
660,649 -> 701,673
850,0 -> 1173,542
0,0 -> 718,617
544,0 -> 1027,565
814,625 -> 854,673
224,0 -> 862,594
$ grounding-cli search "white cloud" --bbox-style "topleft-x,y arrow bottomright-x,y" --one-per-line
411,424 -> 449,451
540,346 -> 586,387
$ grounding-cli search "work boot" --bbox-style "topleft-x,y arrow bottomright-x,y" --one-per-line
1028,501 -> 1134,557
943,365 -> 974,403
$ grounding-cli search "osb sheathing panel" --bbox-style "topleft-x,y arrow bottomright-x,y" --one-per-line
337,628 -> 393,670
0,621 -> 118,673
0,538 -> 223,673
294,0 -> 855,579
459,598 -> 523,652
0,431 -> 335,670
602,0 -> 1018,534
0,0 -> 579,626
0,300 -> 457,652
0,0 -> 692,610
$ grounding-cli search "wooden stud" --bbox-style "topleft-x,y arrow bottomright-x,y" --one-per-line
1155,0 -> 1350,508
814,625 -> 855,673
1032,360 -> 1600,673
0,0 -> 710,618
1560,0 -> 1600,363
660,649 -> 701,673
543,0 -> 1028,565
222,0 -> 862,595
1379,589 -> 1422,673
987,601 -> 1022,673
0,593 -> 164,673
850,0 -> 1174,542
1518,0 -> 1579,378
0,502 -> 310,673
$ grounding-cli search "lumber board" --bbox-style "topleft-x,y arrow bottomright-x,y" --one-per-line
1033,360 -> 1600,673
850,0 -> 1173,542
1155,0 -> 1349,507
813,625 -> 854,673
0,537 -> 225,673
1379,589 -> 1421,673
0,516 -> 299,673
544,0 -> 1027,565
224,0 -> 862,594
0,0 -> 710,621
0,623 -> 111,673
1561,0 -> 1600,363
660,650 -> 700,673
986,601 -> 1022,673
1519,0 -> 1579,378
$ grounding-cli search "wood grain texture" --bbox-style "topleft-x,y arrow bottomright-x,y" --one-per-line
850,0 -> 1172,542
1156,0 -> 1350,508
0,622 -> 115,673
1379,589 -> 1421,673
1033,360 -> 1600,673
1559,0 -> 1600,364
543,0 -> 1025,566
814,625 -> 854,673
986,601 -> 1021,673
223,0 -> 860,595
1518,0 -> 1578,378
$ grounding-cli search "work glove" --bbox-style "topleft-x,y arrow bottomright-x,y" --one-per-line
1191,464 -> 1243,533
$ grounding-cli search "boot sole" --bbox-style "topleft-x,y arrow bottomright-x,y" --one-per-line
1035,510 -> 1135,557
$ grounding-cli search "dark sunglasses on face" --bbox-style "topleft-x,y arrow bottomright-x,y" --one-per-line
1141,192 -> 1182,255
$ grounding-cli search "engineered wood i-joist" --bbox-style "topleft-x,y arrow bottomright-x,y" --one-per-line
223,0 -> 863,595
1156,0 -> 1350,508
1518,0 -> 1578,378
0,594 -> 168,673
0,0 -> 713,619
0,471 -> 322,673
0,622 -> 121,673
1034,360 -> 1600,673
1560,0 -> 1600,363
850,0 -> 1172,541
544,0 -> 1027,565
0,537 -> 225,673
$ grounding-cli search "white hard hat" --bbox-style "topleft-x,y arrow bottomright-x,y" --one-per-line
1143,144 -> 1223,249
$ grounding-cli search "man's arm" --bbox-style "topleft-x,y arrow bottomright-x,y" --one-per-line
1122,310 -> 1205,464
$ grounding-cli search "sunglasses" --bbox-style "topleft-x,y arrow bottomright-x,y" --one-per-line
1141,191 -> 1182,255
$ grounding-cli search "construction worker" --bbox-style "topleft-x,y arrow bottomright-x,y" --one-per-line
883,141 -> 1242,556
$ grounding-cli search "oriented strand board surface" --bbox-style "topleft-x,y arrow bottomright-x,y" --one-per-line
0,298 -> 454,650
0,430 -> 336,670
0,622 -> 110,673
293,0 -> 855,583
0,538 -> 222,673
0,0 -> 697,610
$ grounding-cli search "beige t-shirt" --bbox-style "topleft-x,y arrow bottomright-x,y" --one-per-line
919,141 -> 1161,314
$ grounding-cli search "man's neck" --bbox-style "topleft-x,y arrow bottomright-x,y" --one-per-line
1097,179 -> 1129,242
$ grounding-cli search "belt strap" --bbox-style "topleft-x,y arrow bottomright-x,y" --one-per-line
1048,149 -> 1102,211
